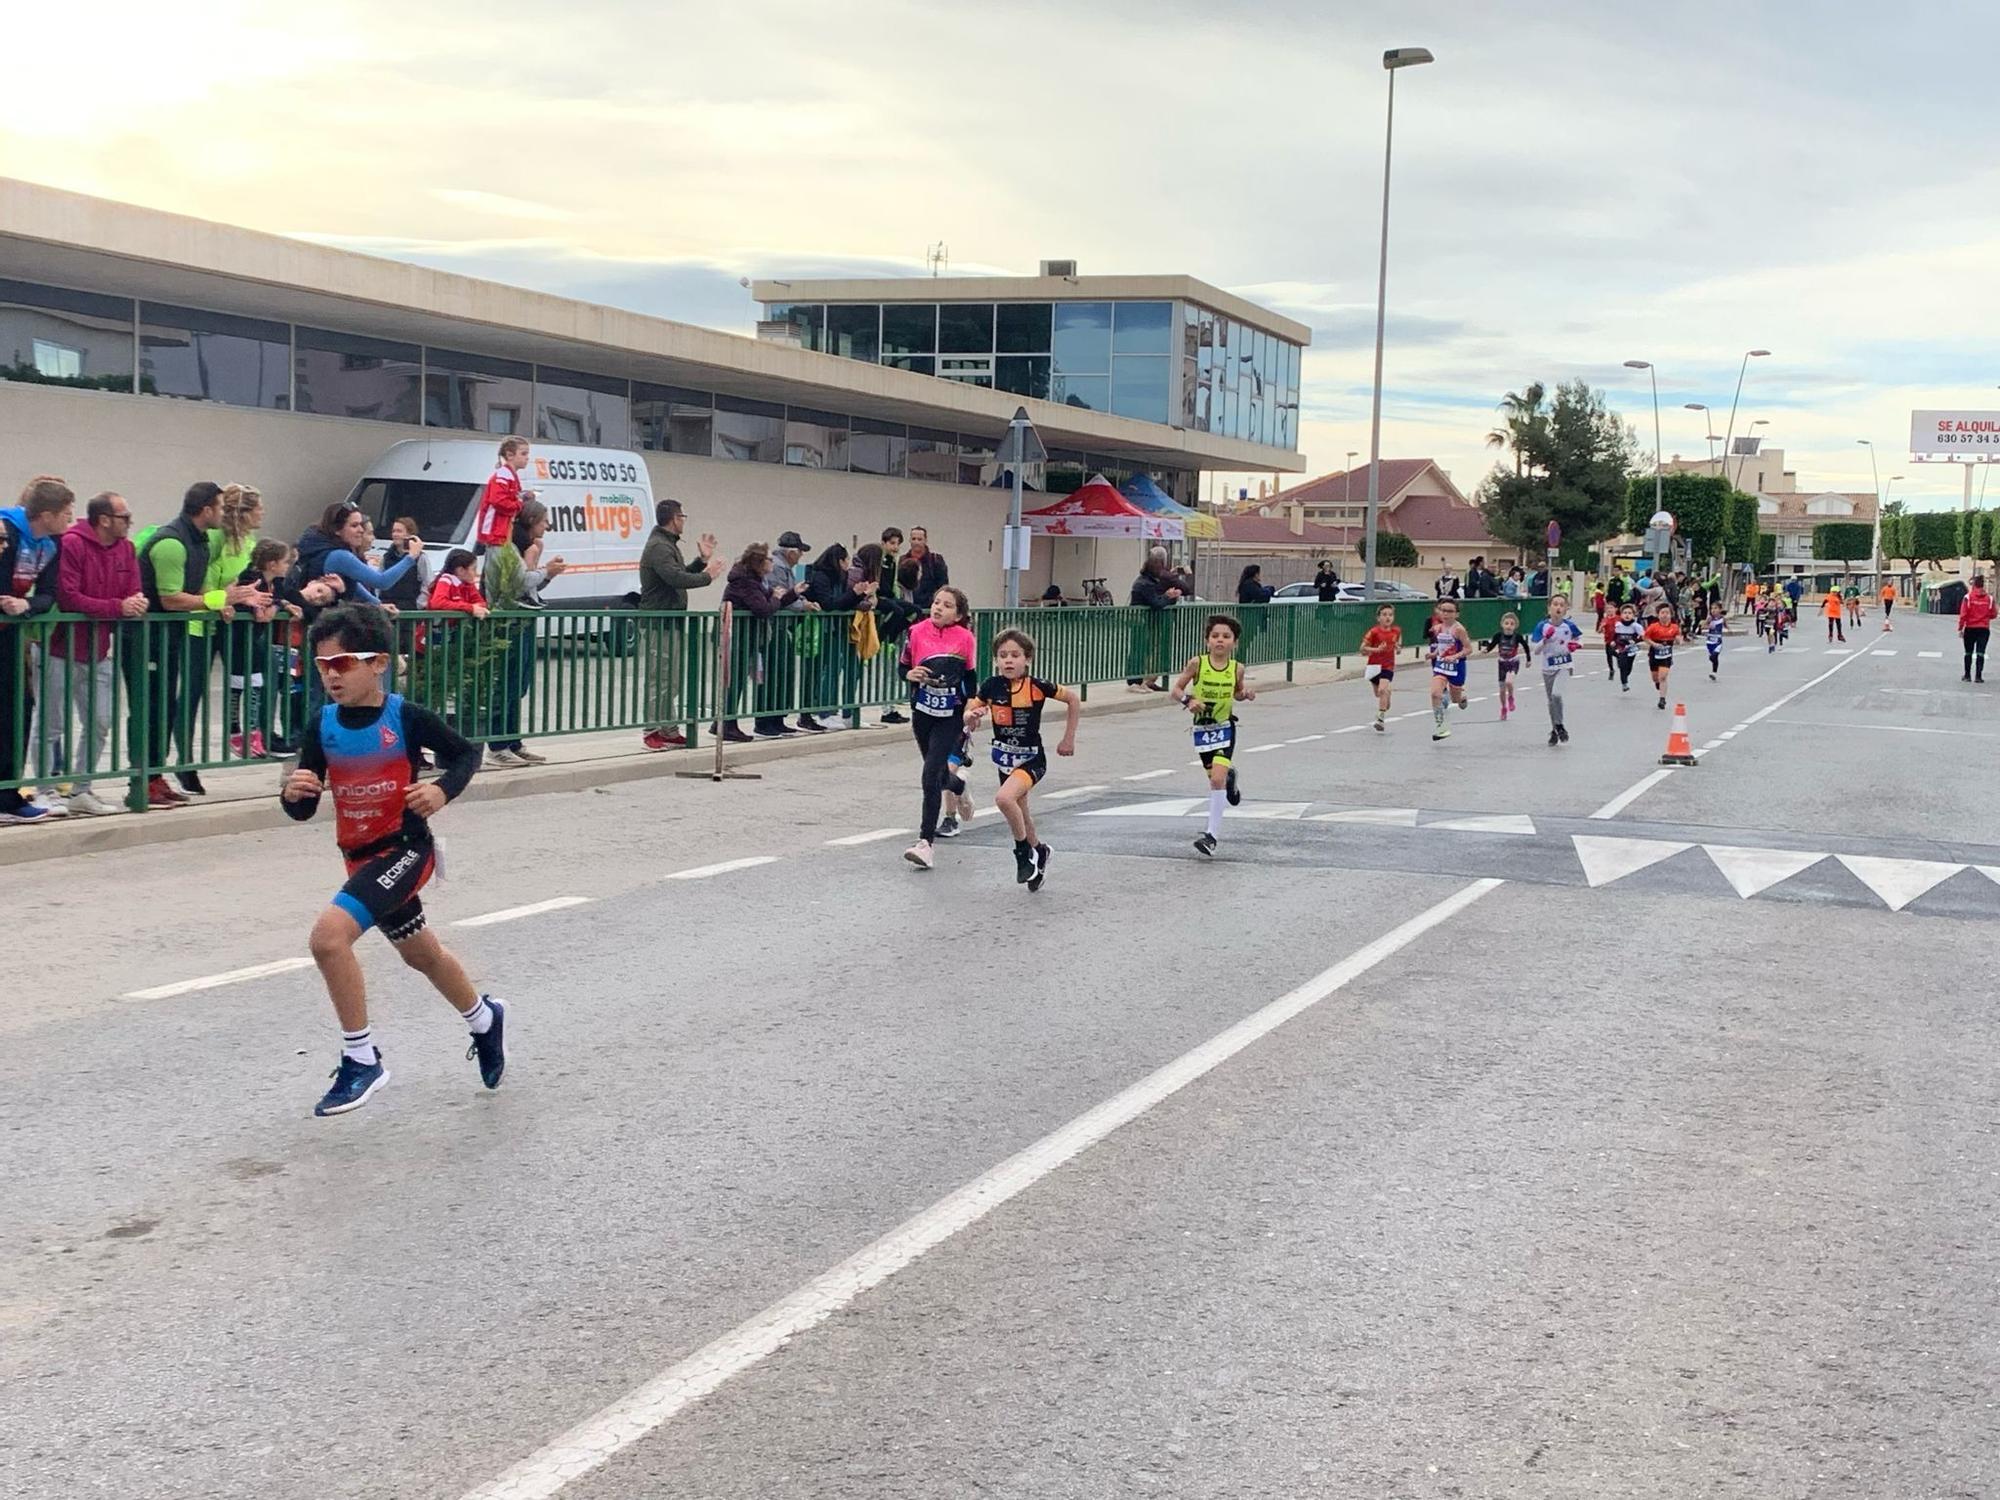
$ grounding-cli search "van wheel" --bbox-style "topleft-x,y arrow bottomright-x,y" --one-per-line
613,616 -> 640,655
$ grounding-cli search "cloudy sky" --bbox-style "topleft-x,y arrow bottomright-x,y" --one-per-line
8,0 -> 1997,510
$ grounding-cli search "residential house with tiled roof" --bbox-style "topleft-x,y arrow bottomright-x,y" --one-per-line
1661,446 -> 1877,576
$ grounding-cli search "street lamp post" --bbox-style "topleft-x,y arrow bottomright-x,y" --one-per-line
1624,361 -> 1663,565
1344,449 -> 1358,513
1684,402 -> 1717,471
1363,45 -> 1434,595
1859,438 -> 1882,584
1718,348 -> 1770,488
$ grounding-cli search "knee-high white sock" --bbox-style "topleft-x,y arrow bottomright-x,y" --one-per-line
1206,789 -> 1225,836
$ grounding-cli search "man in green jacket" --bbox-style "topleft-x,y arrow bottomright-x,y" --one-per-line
638,498 -> 723,749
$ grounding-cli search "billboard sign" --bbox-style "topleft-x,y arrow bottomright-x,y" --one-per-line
1910,410 -> 2000,459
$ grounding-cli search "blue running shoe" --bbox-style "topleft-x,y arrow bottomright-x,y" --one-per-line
315,1053 -> 388,1116
467,997 -> 507,1089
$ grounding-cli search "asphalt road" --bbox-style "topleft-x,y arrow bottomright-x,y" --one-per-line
5,607 -> 1995,1499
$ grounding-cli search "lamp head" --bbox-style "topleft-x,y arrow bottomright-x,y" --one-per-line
1683,402 -> 1707,411
1748,348 -> 1771,358
1857,438 -> 1872,446
1383,47 -> 1435,69
1623,360 -> 1651,371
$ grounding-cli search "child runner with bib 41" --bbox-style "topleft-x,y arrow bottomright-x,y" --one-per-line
1427,599 -> 1473,741
1174,615 -> 1255,858
962,629 -> 1080,892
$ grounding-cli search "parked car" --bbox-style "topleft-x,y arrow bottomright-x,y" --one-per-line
1269,580 -> 1427,604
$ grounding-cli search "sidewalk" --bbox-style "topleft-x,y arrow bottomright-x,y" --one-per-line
0,657 -> 1366,866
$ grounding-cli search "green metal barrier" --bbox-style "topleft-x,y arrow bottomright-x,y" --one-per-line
1,596 -> 1548,810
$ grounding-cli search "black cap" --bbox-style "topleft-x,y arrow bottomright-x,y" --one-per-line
777,530 -> 809,551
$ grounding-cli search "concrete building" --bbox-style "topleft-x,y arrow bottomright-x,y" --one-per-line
1662,446 -> 1877,576
0,180 -> 1307,602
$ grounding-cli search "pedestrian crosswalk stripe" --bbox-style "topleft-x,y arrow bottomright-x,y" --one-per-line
1872,649 -> 1897,656
1836,854 -> 1961,912
1571,835 -> 1689,887
1308,807 -> 1420,826
1919,651 -> 1943,658
1082,798 -> 1205,818
1227,803 -> 1315,820
1426,813 -> 1536,835
1826,648 -> 1853,655
1042,784 -> 1107,801
1704,844 -> 1825,898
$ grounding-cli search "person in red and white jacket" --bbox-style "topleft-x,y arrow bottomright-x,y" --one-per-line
426,549 -> 490,618
1957,573 -> 1994,683
472,437 -> 536,552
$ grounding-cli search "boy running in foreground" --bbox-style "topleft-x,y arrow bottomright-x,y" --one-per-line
963,629 -> 1080,892
281,603 -> 504,1116
1359,604 -> 1401,731
1530,593 -> 1584,746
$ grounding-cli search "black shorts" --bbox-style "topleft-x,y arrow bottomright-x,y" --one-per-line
1649,649 -> 1673,668
996,753 -> 1048,787
1497,658 -> 1521,678
1196,718 -> 1237,770
332,841 -> 436,942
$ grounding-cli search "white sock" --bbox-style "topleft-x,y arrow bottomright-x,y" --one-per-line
342,1027 -> 378,1065
1433,700 -> 1447,727
461,995 -> 494,1035
1206,790 -> 1225,837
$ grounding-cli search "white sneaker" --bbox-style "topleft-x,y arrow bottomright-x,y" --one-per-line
512,746 -> 549,765
903,839 -> 934,870
31,796 -> 70,818
818,714 -> 850,731
65,790 -> 120,817
486,749 -> 526,769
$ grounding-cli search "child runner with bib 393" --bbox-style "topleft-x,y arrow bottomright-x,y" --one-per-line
1427,600 -> 1473,741
1173,614 -> 1255,858
1530,593 -> 1584,747
963,629 -> 1080,892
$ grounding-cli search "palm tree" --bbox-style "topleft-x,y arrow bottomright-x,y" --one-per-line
1487,383 -> 1548,476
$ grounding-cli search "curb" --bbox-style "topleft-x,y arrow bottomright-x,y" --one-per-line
0,660 -> 1364,868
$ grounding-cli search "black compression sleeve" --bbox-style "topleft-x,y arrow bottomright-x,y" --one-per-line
282,713 -> 326,822
403,702 -> 481,802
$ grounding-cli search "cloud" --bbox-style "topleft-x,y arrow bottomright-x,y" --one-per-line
429,190 -> 577,224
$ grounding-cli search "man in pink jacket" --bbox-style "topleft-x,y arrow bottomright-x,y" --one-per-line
46,492 -> 146,816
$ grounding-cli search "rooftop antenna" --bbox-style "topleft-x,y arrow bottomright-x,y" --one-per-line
926,241 -> 949,278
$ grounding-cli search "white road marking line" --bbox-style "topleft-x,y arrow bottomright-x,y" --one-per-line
1122,768 -> 1176,781
1309,807 -> 1419,826
123,956 -> 313,1001
1589,769 -> 1674,820
1918,650 -> 1943,658
1872,649 -> 1897,657
1825,648 -> 1853,655
1729,723 -> 1749,732
1700,739 -> 1725,750
1042,784 -> 1107,801
1285,734 -> 1325,744
1333,725 -> 1366,734
665,856 -> 780,880
1740,645 -> 1870,727
1704,844 -> 1826,898
454,896 -> 594,928
1762,717 -> 1999,738
1718,730 -> 1739,739
1226,802 -> 1315,820
459,878 -> 1504,1500
824,828 -> 906,847
1243,743 -> 1284,754
1423,813 -> 1536,835
1837,854 -> 1962,912
1081,798 -> 1204,818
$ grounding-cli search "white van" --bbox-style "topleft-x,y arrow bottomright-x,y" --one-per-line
344,438 -> 654,608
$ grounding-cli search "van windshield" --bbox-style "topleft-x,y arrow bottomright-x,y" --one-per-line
351,478 -> 480,546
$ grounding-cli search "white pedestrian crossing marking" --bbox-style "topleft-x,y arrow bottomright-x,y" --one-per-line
1836,854 -> 1961,912
1918,651 -> 1943,659
1826,648 -> 1853,655
1243,743 -> 1284,754
1082,798 -> 1204,818
824,828 -> 906,846
1307,808 -> 1420,826
1227,803 -> 1316,821
1042,784 -> 1107,801
1423,813 -> 1536,835
1703,845 -> 1826,899
1571,835 -> 1690,888
1872,649 -> 1897,657
1121,768 -> 1175,781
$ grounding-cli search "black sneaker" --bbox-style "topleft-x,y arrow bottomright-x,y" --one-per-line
1548,729 -> 1560,746
1193,832 -> 1217,858
1657,695 -> 1666,709
1557,725 -> 1569,743
795,716 -> 827,733
176,771 -> 208,797
466,997 -> 506,1090
881,709 -> 909,724
1014,845 -> 1035,883
314,1052 -> 388,1117
1224,767 -> 1241,807
1027,844 -> 1050,892
937,814 -> 961,839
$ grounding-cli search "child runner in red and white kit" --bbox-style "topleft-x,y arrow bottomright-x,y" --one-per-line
1359,604 -> 1401,731
472,437 -> 537,554
1427,600 -> 1473,741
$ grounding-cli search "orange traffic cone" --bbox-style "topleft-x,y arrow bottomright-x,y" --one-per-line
1659,702 -> 1698,766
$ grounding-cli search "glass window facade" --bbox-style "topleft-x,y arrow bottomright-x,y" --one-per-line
294,328 -> 420,424
995,355 -> 1050,401
425,348 -> 532,434
826,305 -> 878,363
1110,356 -> 1169,424
881,304 -> 936,358
937,303 -> 994,354
996,303 -> 1052,354
764,303 -> 825,352
632,383 -> 714,455
139,302 -> 289,409
906,427 -> 958,485
784,406 -> 849,470
713,394 -> 784,463
1051,302 -> 1112,380
535,365 -> 631,447
1175,300 -> 1302,449
1112,300 -> 1172,355
0,278 -> 135,393
848,416 -> 907,478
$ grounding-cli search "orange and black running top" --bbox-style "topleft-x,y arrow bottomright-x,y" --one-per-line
975,675 -> 1061,767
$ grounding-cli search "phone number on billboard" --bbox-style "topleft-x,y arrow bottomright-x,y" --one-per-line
544,459 -> 642,482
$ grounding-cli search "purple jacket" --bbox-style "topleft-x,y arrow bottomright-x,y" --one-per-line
53,519 -> 142,661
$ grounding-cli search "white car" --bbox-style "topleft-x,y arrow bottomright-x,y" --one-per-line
1269,580 -> 1427,604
